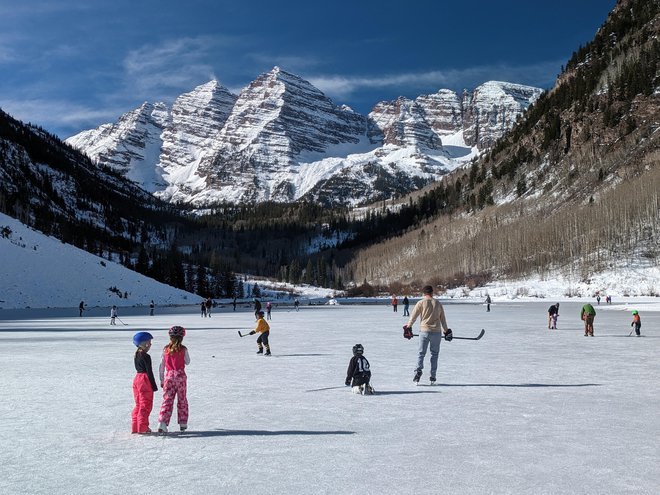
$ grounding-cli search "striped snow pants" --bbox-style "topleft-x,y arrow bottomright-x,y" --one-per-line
158,369 -> 188,426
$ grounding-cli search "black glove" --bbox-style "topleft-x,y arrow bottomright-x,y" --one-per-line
249,330 -> 256,335
345,379 -> 351,386
444,329 -> 453,341
403,325 -> 413,340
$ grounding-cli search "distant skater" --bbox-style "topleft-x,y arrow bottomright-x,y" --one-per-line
548,303 -> 559,329
485,294 -> 491,312
79,301 -> 85,317
345,344 -> 374,395
294,299 -> 300,312
249,310 -> 271,355
580,303 -> 596,336
253,298 -> 262,320
391,295 -> 398,313
232,297 -> 237,311
266,301 -> 272,320
205,298 -> 212,317
403,296 -> 410,316
631,310 -> 641,336
596,295 -> 601,305
200,301 -> 207,318
158,326 -> 190,433
149,300 -> 155,316
110,305 -> 118,325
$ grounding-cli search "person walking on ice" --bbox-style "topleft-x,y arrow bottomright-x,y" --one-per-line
132,332 -> 157,434
485,294 -> 491,312
79,301 -> 85,317
110,305 -> 118,325
345,344 -> 374,395
580,303 -> 596,337
391,295 -> 398,313
149,300 -> 155,316
402,296 -> 410,316
631,310 -> 642,336
403,285 -> 451,385
266,301 -> 272,320
249,310 -> 271,355
157,325 -> 190,433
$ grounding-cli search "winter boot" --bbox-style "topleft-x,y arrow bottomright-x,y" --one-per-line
256,347 -> 264,354
413,370 -> 422,383
265,348 -> 271,356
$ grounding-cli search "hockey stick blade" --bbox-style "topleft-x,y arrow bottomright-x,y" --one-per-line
451,329 -> 485,340
238,330 -> 249,337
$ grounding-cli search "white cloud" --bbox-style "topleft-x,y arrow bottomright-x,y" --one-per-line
0,98 -> 125,135
122,36 -> 243,98
308,60 -> 562,99
245,52 -> 321,72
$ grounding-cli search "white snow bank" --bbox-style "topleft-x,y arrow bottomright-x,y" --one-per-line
0,212 -> 198,309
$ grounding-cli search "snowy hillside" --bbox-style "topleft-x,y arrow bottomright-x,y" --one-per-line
0,213 -> 197,309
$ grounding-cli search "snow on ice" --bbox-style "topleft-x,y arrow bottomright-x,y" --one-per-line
0,301 -> 657,494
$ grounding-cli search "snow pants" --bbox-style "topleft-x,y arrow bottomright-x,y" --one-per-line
132,373 -> 154,433
158,370 -> 188,426
257,331 -> 270,350
633,322 -> 641,336
416,331 -> 442,378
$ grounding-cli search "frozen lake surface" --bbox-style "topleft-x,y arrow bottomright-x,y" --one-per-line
1,300 -> 658,494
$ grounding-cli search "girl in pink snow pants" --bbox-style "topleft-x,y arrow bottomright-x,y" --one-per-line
132,332 -> 158,433
158,325 -> 190,433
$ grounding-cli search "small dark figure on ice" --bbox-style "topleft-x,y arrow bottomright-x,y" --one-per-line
345,344 -> 374,395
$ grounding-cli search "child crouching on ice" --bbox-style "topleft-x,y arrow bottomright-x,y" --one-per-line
157,325 -> 190,433
132,332 -> 158,434
345,344 -> 374,395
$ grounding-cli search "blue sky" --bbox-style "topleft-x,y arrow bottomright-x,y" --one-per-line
0,0 -> 614,139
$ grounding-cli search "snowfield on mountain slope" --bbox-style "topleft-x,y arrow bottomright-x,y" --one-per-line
0,212 -> 196,309
0,302 -> 657,495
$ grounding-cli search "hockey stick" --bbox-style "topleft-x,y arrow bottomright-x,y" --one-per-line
238,330 -> 252,337
410,329 -> 485,341
116,316 -> 128,326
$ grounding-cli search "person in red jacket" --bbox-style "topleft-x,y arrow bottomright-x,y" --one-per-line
391,295 -> 398,313
157,325 -> 190,433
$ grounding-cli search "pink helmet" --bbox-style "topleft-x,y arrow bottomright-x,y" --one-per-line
169,325 -> 186,338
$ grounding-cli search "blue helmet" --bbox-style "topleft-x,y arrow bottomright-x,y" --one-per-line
133,331 -> 153,347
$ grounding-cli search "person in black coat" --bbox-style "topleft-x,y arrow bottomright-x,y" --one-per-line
345,344 -> 374,395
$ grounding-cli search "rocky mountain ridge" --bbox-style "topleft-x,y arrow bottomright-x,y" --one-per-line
66,67 -> 542,206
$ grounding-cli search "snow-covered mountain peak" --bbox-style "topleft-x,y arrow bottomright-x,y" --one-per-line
67,68 -> 541,206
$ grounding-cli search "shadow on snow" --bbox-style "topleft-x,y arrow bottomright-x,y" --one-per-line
161,429 -> 355,438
